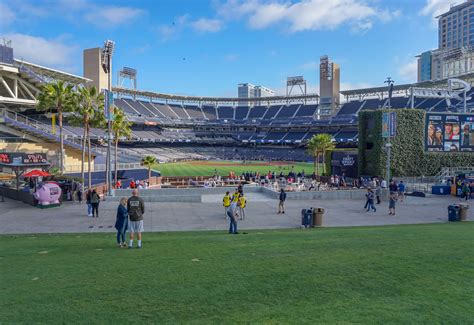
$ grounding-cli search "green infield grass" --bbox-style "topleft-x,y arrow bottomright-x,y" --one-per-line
1,223 -> 473,323
154,160 -> 317,177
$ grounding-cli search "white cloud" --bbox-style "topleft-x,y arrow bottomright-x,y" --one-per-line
420,0 -> 456,26
191,18 -> 223,32
84,6 -> 144,27
0,2 -> 16,26
6,33 -> 78,72
398,60 -> 418,82
217,0 -> 400,32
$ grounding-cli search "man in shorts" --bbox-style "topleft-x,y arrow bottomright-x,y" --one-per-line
127,189 -> 145,249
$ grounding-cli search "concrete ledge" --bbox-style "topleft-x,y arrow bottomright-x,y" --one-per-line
111,187 -> 389,202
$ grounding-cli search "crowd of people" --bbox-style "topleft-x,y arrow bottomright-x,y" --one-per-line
363,177 -> 405,216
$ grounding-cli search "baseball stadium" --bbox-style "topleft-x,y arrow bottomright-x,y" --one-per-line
1,1 -> 474,323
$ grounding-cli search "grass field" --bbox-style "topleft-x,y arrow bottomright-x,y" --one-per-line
154,160 -> 316,177
1,223 -> 473,323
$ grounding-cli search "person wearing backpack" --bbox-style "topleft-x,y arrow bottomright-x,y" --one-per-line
90,190 -> 100,218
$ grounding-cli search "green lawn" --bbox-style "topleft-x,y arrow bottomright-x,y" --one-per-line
1,223 -> 473,323
154,160 -> 316,177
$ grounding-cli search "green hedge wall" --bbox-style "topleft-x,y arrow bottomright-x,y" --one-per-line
358,109 -> 474,177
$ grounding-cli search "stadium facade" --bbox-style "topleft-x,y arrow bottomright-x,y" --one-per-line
0,42 -> 473,176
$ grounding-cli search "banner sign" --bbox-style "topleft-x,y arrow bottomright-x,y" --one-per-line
382,112 -> 397,138
51,113 -> 56,135
0,153 -> 48,165
425,113 -> 474,152
103,89 -> 114,121
389,112 -> 397,137
382,113 -> 390,138
331,151 -> 358,178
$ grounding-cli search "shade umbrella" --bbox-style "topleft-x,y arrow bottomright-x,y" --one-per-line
24,170 -> 51,178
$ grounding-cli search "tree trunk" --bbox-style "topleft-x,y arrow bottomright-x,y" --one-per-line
114,137 -> 119,185
313,154 -> 317,175
316,153 -> 320,176
322,151 -> 326,175
148,165 -> 151,180
58,108 -> 64,173
87,127 -> 92,190
81,121 -> 86,188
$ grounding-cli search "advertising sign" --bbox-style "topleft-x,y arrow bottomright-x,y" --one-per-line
425,113 -> 474,152
389,112 -> 397,137
331,151 -> 358,178
382,113 -> 390,138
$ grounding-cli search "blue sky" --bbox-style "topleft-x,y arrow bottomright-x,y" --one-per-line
0,0 -> 458,97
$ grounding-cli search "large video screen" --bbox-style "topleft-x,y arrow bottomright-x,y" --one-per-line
425,113 -> 474,152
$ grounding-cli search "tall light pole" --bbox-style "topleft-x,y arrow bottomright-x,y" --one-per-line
101,40 -> 115,196
384,77 -> 394,182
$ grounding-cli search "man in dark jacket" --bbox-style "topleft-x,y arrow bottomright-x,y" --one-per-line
278,188 -> 287,214
127,189 -> 145,249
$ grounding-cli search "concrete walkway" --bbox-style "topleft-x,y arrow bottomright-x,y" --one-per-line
0,194 -> 472,235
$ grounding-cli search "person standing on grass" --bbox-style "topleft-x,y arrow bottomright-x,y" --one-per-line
238,192 -> 247,220
278,188 -> 286,214
90,190 -> 100,218
389,192 -> 398,215
223,191 -> 231,219
398,181 -> 406,202
128,189 -> 145,249
227,197 -> 239,234
115,198 -> 129,248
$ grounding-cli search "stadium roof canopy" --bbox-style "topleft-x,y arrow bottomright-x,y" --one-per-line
14,59 -> 91,85
340,73 -> 474,100
113,86 -> 319,104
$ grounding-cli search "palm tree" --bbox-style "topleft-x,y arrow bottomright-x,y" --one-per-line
112,106 -> 132,184
141,155 -> 157,180
69,86 -> 104,189
37,81 -> 75,173
306,133 -> 335,175
318,133 -> 335,175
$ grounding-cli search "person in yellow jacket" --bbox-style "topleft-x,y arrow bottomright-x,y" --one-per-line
238,193 -> 247,220
223,191 -> 231,219
231,190 -> 241,219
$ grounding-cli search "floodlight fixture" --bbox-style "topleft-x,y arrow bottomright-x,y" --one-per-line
101,40 -> 115,73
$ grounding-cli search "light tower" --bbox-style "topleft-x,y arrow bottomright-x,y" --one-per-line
101,40 -> 115,196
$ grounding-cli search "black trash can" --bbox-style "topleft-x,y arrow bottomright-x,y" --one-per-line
301,208 -> 312,228
448,205 -> 460,222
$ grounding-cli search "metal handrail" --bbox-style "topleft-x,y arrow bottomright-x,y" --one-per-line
64,162 -> 143,173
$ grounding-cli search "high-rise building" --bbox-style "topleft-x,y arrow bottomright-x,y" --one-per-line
319,55 -> 340,114
438,0 -> 474,50
255,85 -> 275,97
238,83 -> 274,98
417,0 -> 474,81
